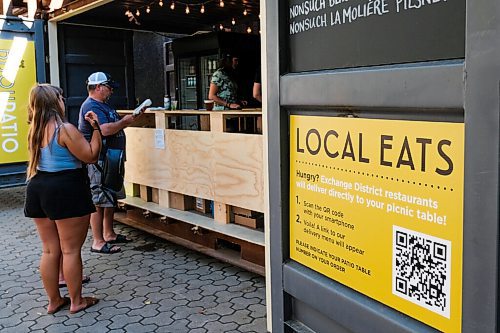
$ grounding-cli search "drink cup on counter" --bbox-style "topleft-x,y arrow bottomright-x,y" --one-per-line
171,100 -> 178,110
204,99 -> 214,111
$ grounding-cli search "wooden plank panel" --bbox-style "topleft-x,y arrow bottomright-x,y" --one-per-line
151,187 -> 159,204
124,128 -> 214,199
155,112 -> 166,129
116,110 -> 156,128
114,211 -> 265,276
210,112 -> 224,132
158,189 -> 170,208
214,202 -> 230,224
119,196 -> 265,246
213,133 -> 264,212
140,185 -> 152,202
124,126 -> 264,212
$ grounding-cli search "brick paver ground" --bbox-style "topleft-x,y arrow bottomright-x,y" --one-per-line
0,186 -> 267,333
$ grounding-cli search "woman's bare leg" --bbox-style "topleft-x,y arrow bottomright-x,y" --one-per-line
58,257 -> 64,284
55,215 -> 90,312
33,218 -> 65,313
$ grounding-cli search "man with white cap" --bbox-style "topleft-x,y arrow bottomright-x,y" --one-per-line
78,72 -> 143,254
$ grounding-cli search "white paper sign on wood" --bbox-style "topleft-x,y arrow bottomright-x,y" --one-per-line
154,129 -> 165,149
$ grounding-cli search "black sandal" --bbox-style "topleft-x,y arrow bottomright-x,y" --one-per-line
107,234 -> 132,244
90,243 -> 121,254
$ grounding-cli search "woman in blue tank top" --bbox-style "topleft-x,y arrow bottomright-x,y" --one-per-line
24,84 -> 101,314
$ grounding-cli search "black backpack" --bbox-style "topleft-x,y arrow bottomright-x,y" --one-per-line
98,146 -> 125,193
92,122 -> 125,205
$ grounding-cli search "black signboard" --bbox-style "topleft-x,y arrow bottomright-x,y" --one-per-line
287,0 -> 465,72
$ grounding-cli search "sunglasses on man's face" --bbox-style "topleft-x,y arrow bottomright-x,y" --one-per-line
100,83 -> 113,90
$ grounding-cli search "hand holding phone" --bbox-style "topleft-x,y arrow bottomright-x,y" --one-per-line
133,99 -> 152,116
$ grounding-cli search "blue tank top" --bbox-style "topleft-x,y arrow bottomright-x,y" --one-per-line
38,125 -> 82,172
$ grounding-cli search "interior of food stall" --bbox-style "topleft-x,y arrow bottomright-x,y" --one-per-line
46,0 -> 261,120
41,0 -> 266,277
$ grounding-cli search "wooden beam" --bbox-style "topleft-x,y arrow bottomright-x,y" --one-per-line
114,211 -> 265,276
48,0 -> 112,22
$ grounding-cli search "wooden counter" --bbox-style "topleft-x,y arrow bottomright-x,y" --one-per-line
116,108 -> 265,274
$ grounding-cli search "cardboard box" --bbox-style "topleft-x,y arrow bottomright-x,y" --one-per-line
169,192 -> 194,211
232,206 -> 254,217
195,198 -> 211,214
234,214 -> 264,229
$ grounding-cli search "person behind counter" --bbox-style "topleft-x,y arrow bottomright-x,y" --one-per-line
208,53 -> 247,110
253,66 -> 262,103
24,84 -> 101,314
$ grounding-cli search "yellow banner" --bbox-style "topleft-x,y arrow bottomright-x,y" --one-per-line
0,38 -> 36,164
290,116 -> 464,332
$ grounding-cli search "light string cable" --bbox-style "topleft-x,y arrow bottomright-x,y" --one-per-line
124,0 -> 255,29
126,0 -> 218,17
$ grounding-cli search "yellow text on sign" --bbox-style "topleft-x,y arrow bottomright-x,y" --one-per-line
289,116 -> 464,332
0,38 -> 36,164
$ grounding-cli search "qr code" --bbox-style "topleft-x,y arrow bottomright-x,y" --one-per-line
392,226 -> 451,318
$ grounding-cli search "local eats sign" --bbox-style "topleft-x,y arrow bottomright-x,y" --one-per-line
290,116 -> 464,332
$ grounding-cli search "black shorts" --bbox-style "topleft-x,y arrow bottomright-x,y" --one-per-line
24,168 -> 96,220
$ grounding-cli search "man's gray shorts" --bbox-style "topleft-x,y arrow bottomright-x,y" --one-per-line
88,163 -> 125,208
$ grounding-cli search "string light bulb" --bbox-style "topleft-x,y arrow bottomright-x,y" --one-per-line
200,4 -> 205,13
185,4 -> 190,14
136,9 -> 140,16
231,18 -> 235,25
170,1 -> 175,10
247,26 -> 252,33
146,6 -> 151,13
219,0 -> 224,7
219,24 -> 224,30
243,8 -> 247,16
159,0 -> 163,6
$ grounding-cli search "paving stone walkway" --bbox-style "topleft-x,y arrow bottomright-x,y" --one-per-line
0,186 -> 267,333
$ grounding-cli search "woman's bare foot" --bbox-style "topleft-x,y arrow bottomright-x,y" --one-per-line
70,297 -> 99,314
47,296 -> 70,314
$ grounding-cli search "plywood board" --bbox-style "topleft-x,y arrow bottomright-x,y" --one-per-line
124,128 -> 214,199
124,125 -> 264,213
213,133 -> 264,212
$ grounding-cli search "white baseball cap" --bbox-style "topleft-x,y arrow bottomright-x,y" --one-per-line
86,72 -> 119,88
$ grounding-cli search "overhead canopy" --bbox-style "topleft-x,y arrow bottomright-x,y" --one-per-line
49,0 -> 260,35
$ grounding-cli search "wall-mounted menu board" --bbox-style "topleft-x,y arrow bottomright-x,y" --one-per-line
287,0 -> 465,72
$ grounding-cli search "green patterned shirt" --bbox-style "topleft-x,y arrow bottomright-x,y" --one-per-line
211,69 -> 238,109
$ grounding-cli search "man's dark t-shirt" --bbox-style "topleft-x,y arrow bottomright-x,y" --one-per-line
78,97 -> 126,154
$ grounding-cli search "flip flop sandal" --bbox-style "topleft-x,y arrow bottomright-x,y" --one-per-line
70,297 -> 99,314
107,234 -> 132,244
47,296 -> 70,314
90,243 -> 121,254
59,275 -> 91,288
